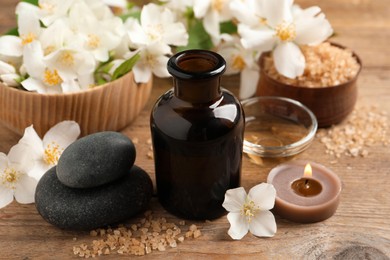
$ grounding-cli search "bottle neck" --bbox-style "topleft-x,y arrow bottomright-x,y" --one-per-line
167,50 -> 226,104
174,77 -> 221,103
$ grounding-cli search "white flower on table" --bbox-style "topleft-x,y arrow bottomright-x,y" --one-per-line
237,0 -> 333,78
18,121 -> 80,181
222,183 -> 277,240
0,144 -> 37,208
218,34 -> 260,99
125,3 -> 188,49
193,0 -> 233,45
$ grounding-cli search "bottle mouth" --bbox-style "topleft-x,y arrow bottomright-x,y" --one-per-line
167,50 -> 226,80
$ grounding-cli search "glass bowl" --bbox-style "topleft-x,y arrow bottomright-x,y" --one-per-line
241,96 -> 317,158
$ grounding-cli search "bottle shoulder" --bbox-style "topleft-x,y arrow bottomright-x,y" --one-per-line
151,89 -> 244,141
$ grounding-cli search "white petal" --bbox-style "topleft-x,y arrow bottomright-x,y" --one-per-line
126,18 -> 148,46
230,0 -> 259,27
23,41 -> 45,78
0,152 -> 9,172
222,187 -> 247,212
0,60 -> 16,74
238,24 -> 275,51
0,74 -> 21,87
19,125 -> 43,151
203,10 -> 221,45
43,121 -> 80,151
239,68 -> 260,99
0,187 -> 14,209
162,23 -> 188,47
152,56 -> 170,78
21,77 -> 47,94
248,183 -> 276,210
61,79 -> 82,93
262,0 -> 293,27
193,0 -> 211,18
295,12 -> 333,45
141,4 -> 166,27
0,36 -> 23,57
102,0 -> 127,8
27,161 -> 51,181
249,210 -> 277,237
17,9 -> 41,37
133,63 -> 152,83
14,175 -> 37,204
273,42 -> 305,79
226,212 -> 249,240
7,143 -> 35,172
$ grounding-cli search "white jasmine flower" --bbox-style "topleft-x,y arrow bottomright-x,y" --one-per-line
237,0 -> 333,78
22,41 -> 97,93
36,0 -> 75,26
127,43 -> 171,83
39,19 -> 74,56
193,0 -> 233,45
125,3 -> 188,48
18,121 -> 80,181
0,144 -> 37,208
218,35 -> 260,99
68,1 -> 125,62
222,183 -> 277,240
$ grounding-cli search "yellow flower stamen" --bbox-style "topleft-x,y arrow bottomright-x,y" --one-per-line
43,142 -> 63,165
44,45 -> 56,56
275,21 -> 296,42
87,34 -> 100,49
21,32 -> 37,45
58,51 -> 75,67
241,196 -> 260,222
147,25 -> 163,41
212,0 -> 225,12
232,55 -> 246,71
2,167 -> 21,190
43,69 -> 63,86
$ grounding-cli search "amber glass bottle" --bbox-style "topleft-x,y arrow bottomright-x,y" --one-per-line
150,50 -> 244,220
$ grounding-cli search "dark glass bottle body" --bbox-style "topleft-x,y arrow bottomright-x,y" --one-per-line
150,50 -> 244,220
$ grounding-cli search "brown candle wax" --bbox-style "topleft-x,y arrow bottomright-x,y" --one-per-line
267,161 -> 342,223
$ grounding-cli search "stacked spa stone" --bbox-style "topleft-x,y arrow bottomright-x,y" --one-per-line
35,132 -> 153,230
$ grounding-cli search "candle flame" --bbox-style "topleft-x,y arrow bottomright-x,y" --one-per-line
303,163 -> 312,178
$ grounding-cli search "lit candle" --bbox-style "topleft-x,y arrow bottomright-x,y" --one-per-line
267,161 -> 342,223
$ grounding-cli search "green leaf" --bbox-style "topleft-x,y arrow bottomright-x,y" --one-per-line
120,10 -> 141,22
112,53 -> 140,81
4,27 -> 19,36
22,0 -> 38,6
177,19 -> 213,52
220,21 -> 237,34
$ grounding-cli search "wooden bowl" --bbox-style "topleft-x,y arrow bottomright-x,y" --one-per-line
0,71 -> 152,136
256,43 -> 362,127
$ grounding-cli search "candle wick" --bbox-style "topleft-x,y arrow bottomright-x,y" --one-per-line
305,179 -> 309,185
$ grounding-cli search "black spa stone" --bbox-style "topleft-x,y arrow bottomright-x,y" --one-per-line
35,165 -> 153,230
57,131 -> 136,188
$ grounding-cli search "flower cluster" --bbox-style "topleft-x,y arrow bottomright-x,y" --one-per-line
0,0 -> 332,99
0,0 -> 188,93
0,121 -> 80,208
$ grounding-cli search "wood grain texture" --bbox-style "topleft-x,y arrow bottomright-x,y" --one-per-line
1,0 -> 390,259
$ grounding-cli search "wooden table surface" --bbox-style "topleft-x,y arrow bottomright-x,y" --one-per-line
1,0 -> 389,259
